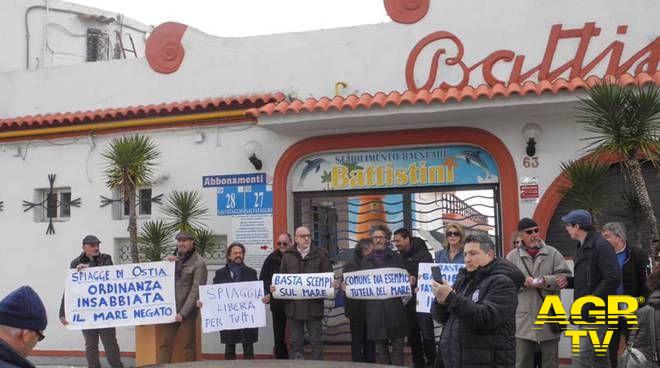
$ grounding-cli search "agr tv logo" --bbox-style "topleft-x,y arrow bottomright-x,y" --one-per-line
534,295 -> 642,356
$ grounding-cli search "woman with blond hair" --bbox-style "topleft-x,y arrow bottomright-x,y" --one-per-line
435,223 -> 465,264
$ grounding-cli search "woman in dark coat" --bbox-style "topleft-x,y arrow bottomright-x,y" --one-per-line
628,253 -> 660,364
212,242 -> 259,359
361,224 -> 408,366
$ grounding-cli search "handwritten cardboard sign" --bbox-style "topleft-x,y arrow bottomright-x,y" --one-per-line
272,273 -> 335,299
199,281 -> 266,333
343,267 -> 411,300
416,263 -> 462,313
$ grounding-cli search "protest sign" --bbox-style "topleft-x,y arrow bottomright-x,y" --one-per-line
64,261 -> 176,329
272,272 -> 335,299
416,263 -> 462,313
343,267 -> 411,300
199,281 -> 267,333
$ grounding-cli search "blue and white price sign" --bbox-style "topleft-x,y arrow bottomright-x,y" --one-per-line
217,184 -> 273,216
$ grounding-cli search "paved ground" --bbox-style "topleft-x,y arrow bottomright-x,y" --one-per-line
31,356 -> 573,368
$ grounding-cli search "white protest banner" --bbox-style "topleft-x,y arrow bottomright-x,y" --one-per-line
272,273 -> 335,299
199,281 -> 267,333
64,261 -> 176,329
343,267 -> 411,300
416,263 -> 463,313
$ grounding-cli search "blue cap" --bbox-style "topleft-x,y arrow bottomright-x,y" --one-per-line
0,286 -> 47,331
561,209 -> 592,227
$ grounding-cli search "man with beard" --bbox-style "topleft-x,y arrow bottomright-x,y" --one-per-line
59,235 -> 124,368
506,218 -> 571,368
158,231 -> 208,364
392,228 -> 435,368
212,242 -> 262,359
432,233 -> 525,367
260,233 -> 292,359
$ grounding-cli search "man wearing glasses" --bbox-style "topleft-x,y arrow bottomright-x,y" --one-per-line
278,226 -> 332,360
260,232 -> 293,359
0,286 -> 47,368
506,218 -> 571,368
59,235 -> 124,368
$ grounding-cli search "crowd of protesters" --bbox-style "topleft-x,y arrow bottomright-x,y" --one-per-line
1,208 -> 658,368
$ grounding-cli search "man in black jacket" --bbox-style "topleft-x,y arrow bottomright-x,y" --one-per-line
393,228 -> 435,368
259,232 -> 291,359
562,209 -> 621,368
213,242 -> 260,359
601,221 -> 649,367
431,233 -> 525,368
0,286 -> 47,368
59,235 -> 124,368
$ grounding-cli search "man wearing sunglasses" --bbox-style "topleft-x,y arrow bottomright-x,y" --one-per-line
562,209 -> 620,368
259,232 -> 292,359
0,285 -> 47,368
59,235 -> 124,368
506,218 -> 571,368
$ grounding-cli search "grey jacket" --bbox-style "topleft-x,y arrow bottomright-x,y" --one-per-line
506,242 -> 571,342
630,289 -> 660,363
174,250 -> 208,318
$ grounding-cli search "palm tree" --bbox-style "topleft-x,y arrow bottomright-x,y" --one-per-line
576,83 -> 660,250
102,135 -> 160,263
192,227 -> 220,259
162,190 -> 209,232
558,160 -> 611,227
138,219 -> 175,262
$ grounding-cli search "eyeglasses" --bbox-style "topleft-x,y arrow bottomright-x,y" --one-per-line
277,242 -> 289,246
33,330 -> 45,342
446,231 -> 461,237
296,234 -> 311,239
524,228 -> 540,235
372,236 -> 388,240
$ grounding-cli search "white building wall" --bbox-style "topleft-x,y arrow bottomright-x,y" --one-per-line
0,0 -> 150,73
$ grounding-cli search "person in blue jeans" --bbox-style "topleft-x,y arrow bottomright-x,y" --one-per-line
435,223 -> 465,264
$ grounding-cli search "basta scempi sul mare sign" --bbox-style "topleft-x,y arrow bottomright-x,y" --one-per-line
292,145 -> 499,192
64,261 -> 176,329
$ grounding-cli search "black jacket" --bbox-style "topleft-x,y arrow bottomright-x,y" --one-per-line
567,231 -> 621,320
621,246 -> 650,299
0,338 -> 35,368
279,245 -> 332,320
259,250 -> 286,312
432,258 -> 525,368
59,253 -> 114,319
399,237 -> 433,307
343,248 -> 367,322
361,247 -> 409,341
213,264 -> 259,344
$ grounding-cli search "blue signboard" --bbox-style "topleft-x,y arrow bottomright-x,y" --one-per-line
211,174 -> 273,216
203,173 -> 266,188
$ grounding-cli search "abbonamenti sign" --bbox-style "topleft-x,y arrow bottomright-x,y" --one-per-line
292,145 -> 499,192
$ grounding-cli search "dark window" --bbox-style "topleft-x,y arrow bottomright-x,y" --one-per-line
59,192 -> 71,217
139,188 -> 152,215
87,28 -> 109,62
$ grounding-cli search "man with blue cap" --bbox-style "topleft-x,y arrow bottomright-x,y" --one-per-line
561,209 -> 620,368
0,286 -> 47,368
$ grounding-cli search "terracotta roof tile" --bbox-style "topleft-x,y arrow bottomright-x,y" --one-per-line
248,73 -> 659,117
0,93 -> 286,132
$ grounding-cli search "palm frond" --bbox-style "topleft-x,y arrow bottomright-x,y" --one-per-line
558,160 -> 611,223
576,83 -> 660,159
138,219 -> 175,262
102,135 -> 161,191
162,190 -> 209,232
193,227 -> 220,259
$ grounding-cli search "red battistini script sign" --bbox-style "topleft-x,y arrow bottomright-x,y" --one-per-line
406,22 -> 659,91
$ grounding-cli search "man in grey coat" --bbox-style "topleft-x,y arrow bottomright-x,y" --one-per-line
506,218 -> 571,368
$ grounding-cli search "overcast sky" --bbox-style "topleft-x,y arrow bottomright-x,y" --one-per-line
71,0 -> 391,36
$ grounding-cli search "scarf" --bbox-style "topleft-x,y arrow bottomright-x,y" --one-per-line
371,248 -> 386,266
175,249 -> 195,280
298,246 -> 310,259
525,246 -> 541,258
228,262 -> 245,281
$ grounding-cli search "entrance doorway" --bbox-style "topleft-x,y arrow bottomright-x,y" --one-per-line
293,184 -> 500,343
